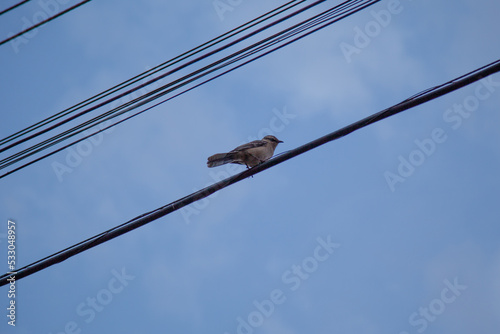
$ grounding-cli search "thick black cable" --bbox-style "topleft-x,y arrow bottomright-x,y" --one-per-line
1,59 -> 499,286
0,0 -> 91,46
0,0 -> 306,148
0,0 -> 31,16
0,0 -> 376,175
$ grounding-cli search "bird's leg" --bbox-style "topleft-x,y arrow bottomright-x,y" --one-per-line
245,164 -> 254,178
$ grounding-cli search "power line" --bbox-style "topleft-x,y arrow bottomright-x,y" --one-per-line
0,0 -> 317,173
0,0 -> 380,179
0,0 -> 91,46
0,0 -> 322,173
0,0 -> 320,156
1,59 -> 499,286
0,0 -> 31,16
0,0 -> 307,149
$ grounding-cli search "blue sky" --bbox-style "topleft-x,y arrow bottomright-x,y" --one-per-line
1,0 -> 500,333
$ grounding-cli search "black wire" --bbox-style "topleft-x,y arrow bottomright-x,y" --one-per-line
0,0 -> 31,16
0,0 -> 331,171
0,0 -> 316,171
0,0 -> 306,148
0,0 -> 307,149
0,0 -> 373,176
0,0 -> 319,167
0,0 -> 315,168
0,0 -> 91,46
2,59 -> 499,286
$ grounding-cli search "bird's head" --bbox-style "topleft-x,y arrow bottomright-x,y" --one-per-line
262,135 -> 284,145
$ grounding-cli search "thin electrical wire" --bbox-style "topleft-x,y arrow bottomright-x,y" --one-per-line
0,0 -> 311,150
0,0 -> 324,167
0,0 -> 372,174
0,0 -> 377,176
1,59 -> 499,286
0,0 -> 320,167
0,1 -> 370,158
0,0 -> 91,46
0,0 -> 307,148
0,0 -> 31,16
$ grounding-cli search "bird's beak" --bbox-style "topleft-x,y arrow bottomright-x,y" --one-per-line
278,140 -> 284,143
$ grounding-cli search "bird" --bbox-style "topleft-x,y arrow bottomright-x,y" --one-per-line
207,135 -> 283,168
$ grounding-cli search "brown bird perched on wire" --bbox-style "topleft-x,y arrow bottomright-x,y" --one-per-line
207,135 -> 283,169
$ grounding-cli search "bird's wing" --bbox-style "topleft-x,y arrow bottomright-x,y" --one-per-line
230,140 -> 266,152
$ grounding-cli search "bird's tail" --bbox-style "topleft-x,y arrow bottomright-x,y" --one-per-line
207,152 -> 236,168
